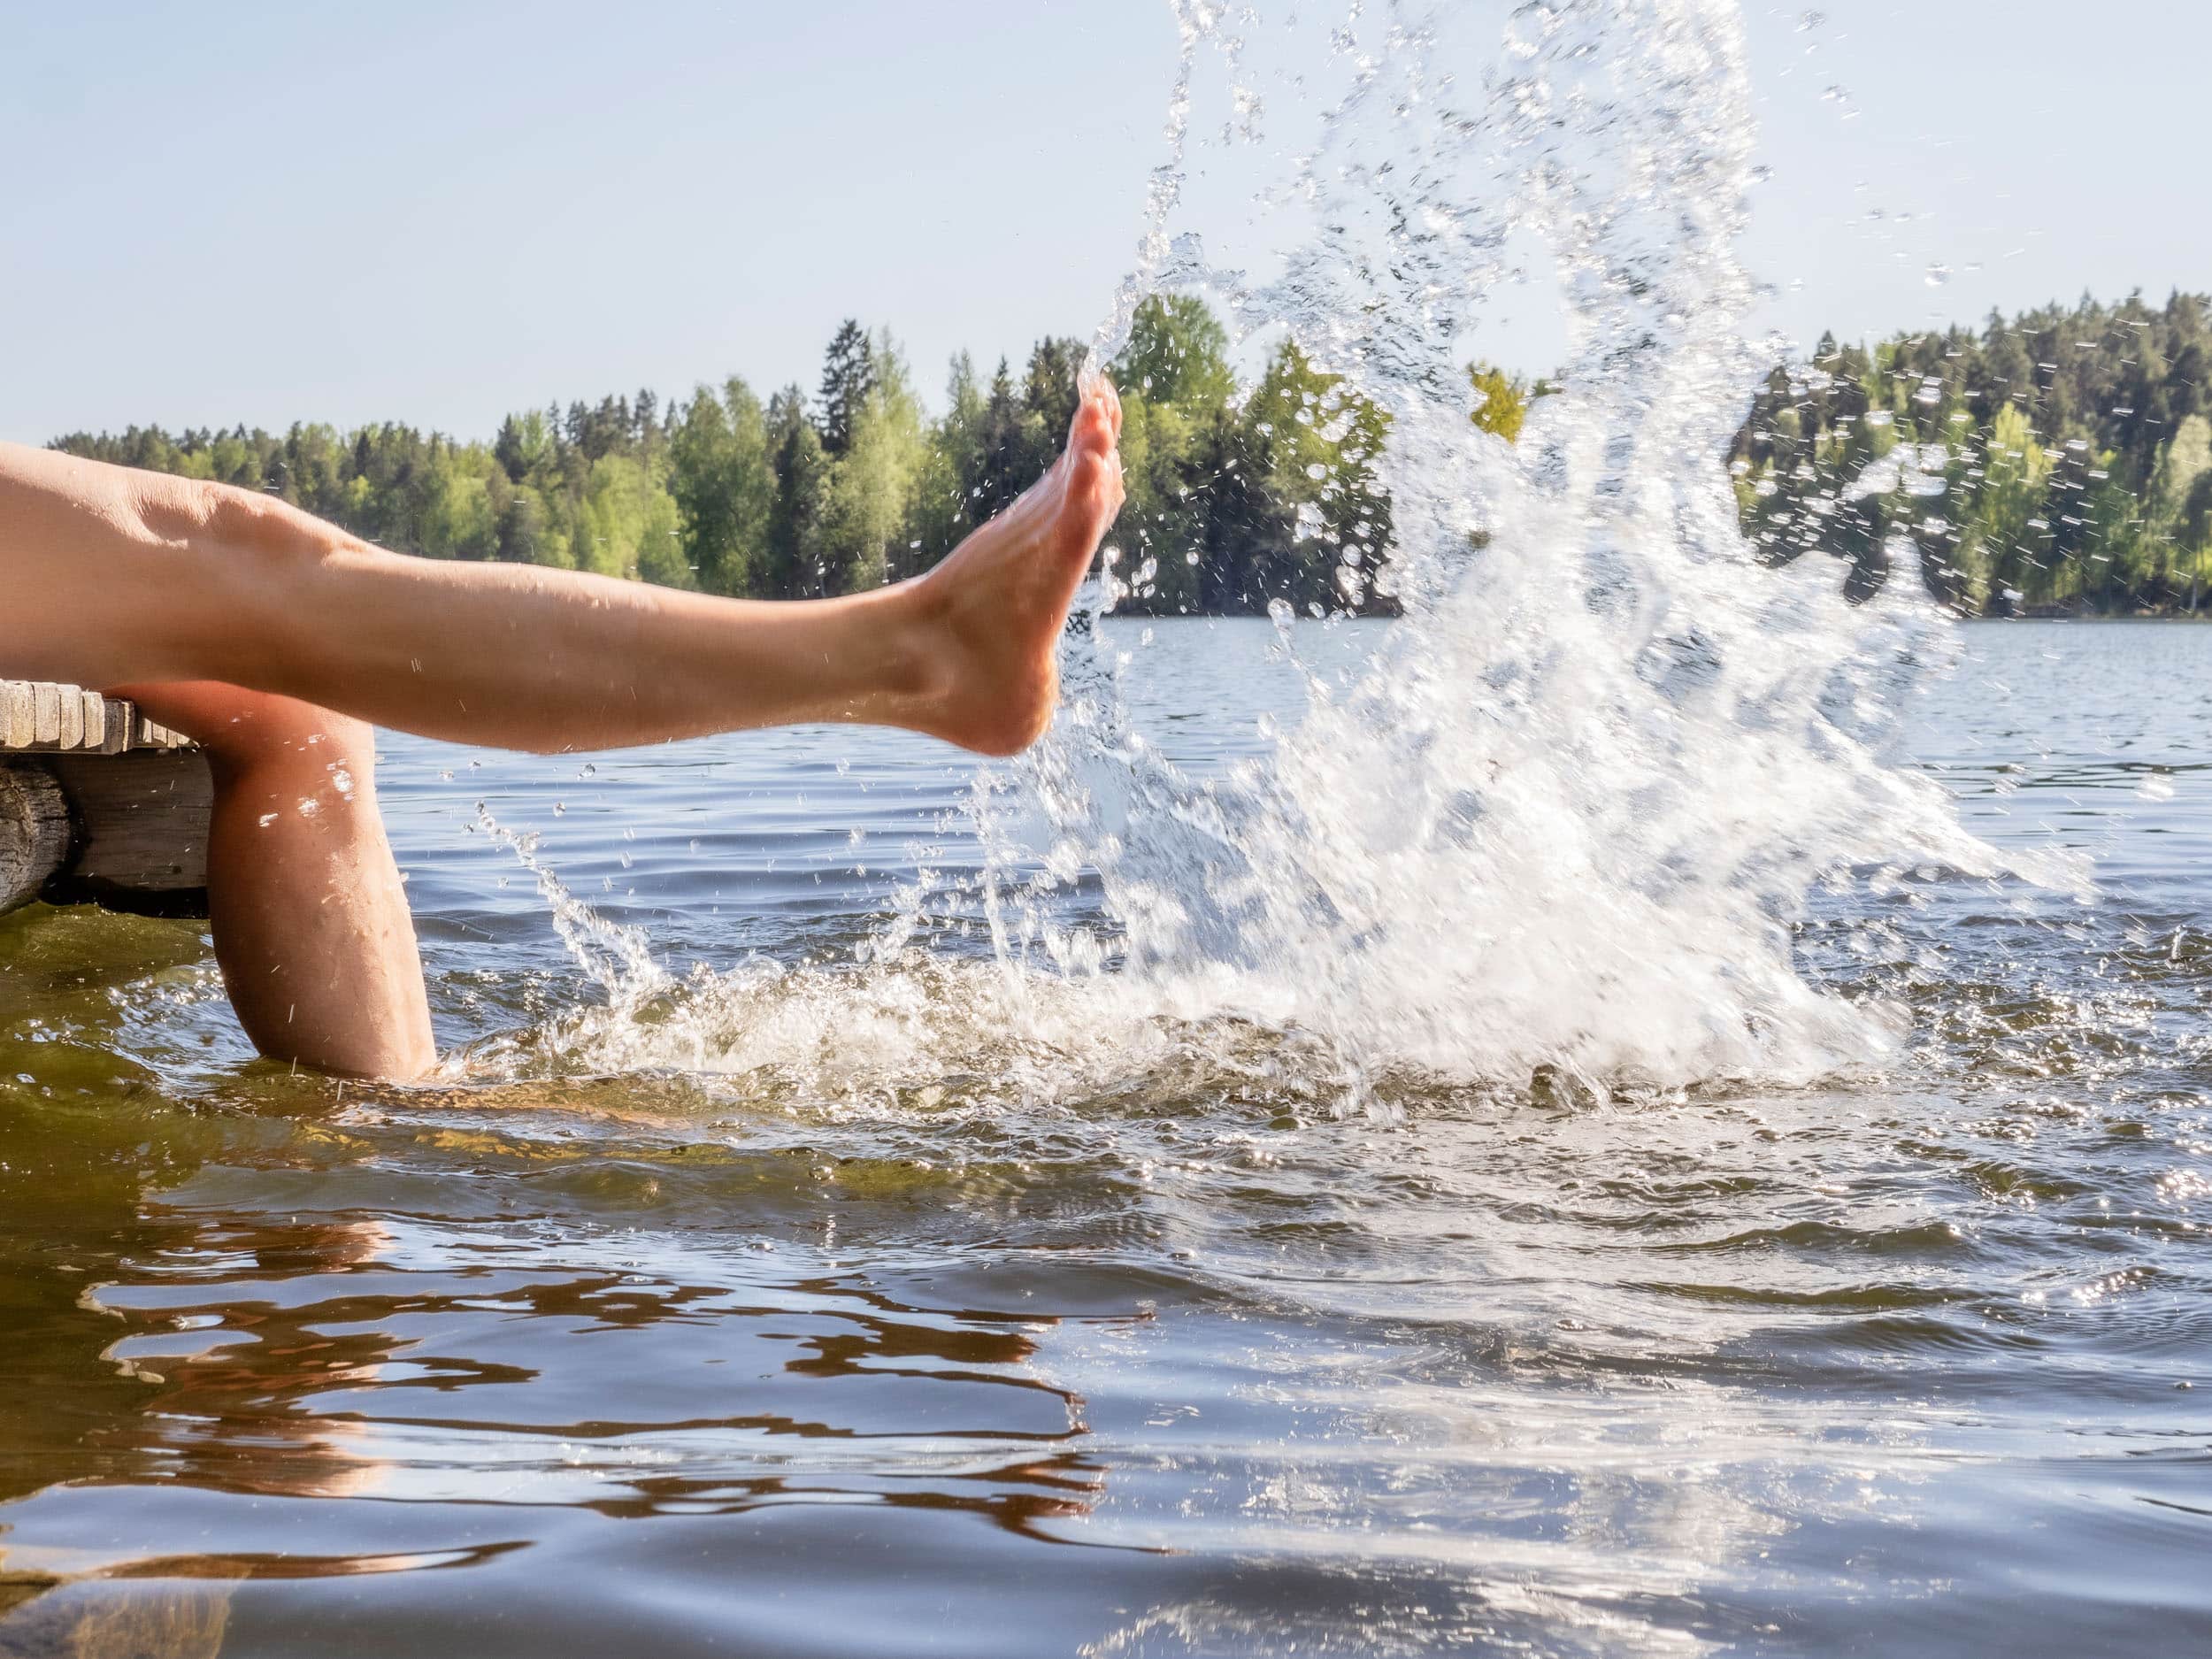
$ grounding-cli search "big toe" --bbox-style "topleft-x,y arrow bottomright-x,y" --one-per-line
1068,385 -> 1118,457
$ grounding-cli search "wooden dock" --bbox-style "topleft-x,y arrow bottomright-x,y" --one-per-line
0,680 -> 192,755
1,682 -> 211,918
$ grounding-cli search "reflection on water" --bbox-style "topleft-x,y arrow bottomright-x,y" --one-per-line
2,621 -> 2208,1655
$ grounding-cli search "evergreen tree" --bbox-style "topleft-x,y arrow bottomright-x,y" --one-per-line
764,388 -> 829,599
819,332 -> 927,595
817,319 -> 875,457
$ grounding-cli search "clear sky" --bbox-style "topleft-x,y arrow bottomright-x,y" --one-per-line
4,2 -> 2202,443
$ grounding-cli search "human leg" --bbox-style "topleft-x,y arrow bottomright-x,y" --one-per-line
3,382 -> 1125,1082
117,681 -> 435,1080
4,388 -> 1124,758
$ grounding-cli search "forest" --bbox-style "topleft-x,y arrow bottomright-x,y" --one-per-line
50,298 -> 1392,620
1733,289 -> 2212,614
52,290 -> 2212,618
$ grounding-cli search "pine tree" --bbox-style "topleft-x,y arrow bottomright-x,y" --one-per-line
817,319 -> 875,457
765,388 -> 829,599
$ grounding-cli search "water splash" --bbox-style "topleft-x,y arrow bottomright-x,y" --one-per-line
467,803 -> 669,1012
1025,0 -> 2013,1094
473,0 -> 2032,1106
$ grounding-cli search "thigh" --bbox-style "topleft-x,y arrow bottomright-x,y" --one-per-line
0,443 -> 228,687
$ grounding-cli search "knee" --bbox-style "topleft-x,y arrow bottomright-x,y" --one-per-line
149,477 -> 331,565
135,481 -> 350,650
223,707 -> 376,794
128,683 -> 375,780
211,703 -> 380,826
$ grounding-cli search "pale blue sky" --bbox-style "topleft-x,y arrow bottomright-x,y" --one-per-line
4,2 -> 2200,442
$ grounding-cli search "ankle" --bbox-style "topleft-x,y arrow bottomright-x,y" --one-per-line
859,579 -> 957,724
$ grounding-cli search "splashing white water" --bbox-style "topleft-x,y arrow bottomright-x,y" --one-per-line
469,804 -> 670,1010
467,0 -> 2027,1104
1014,0 -> 2009,1093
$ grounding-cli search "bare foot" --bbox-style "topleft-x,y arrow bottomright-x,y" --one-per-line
903,381 -> 1126,756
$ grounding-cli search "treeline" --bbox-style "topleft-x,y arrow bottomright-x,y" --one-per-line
62,289 -> 2212,619
1733,289 -> 2212,614
50,298 -> 1393,618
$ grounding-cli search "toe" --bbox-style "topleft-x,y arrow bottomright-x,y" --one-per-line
1068,386 -> 1117,457
1065,429 -> 1118,510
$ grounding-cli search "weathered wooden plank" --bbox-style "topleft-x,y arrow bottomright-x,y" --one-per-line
38,750 -> 212,917
32,683 -> 61,746
0,764 -> 73,914
0,681 -> 193,755
0,684 -> 209,917
2,683 -> 31,749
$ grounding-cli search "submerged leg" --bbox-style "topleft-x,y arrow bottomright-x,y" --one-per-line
119,682 -> 435,1081
3,387 -> 1124,758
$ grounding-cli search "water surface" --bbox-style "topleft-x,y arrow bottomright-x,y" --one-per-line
1,618 -> 2206,1657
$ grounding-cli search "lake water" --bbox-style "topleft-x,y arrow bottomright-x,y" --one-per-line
1,617 -> 2208,1657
